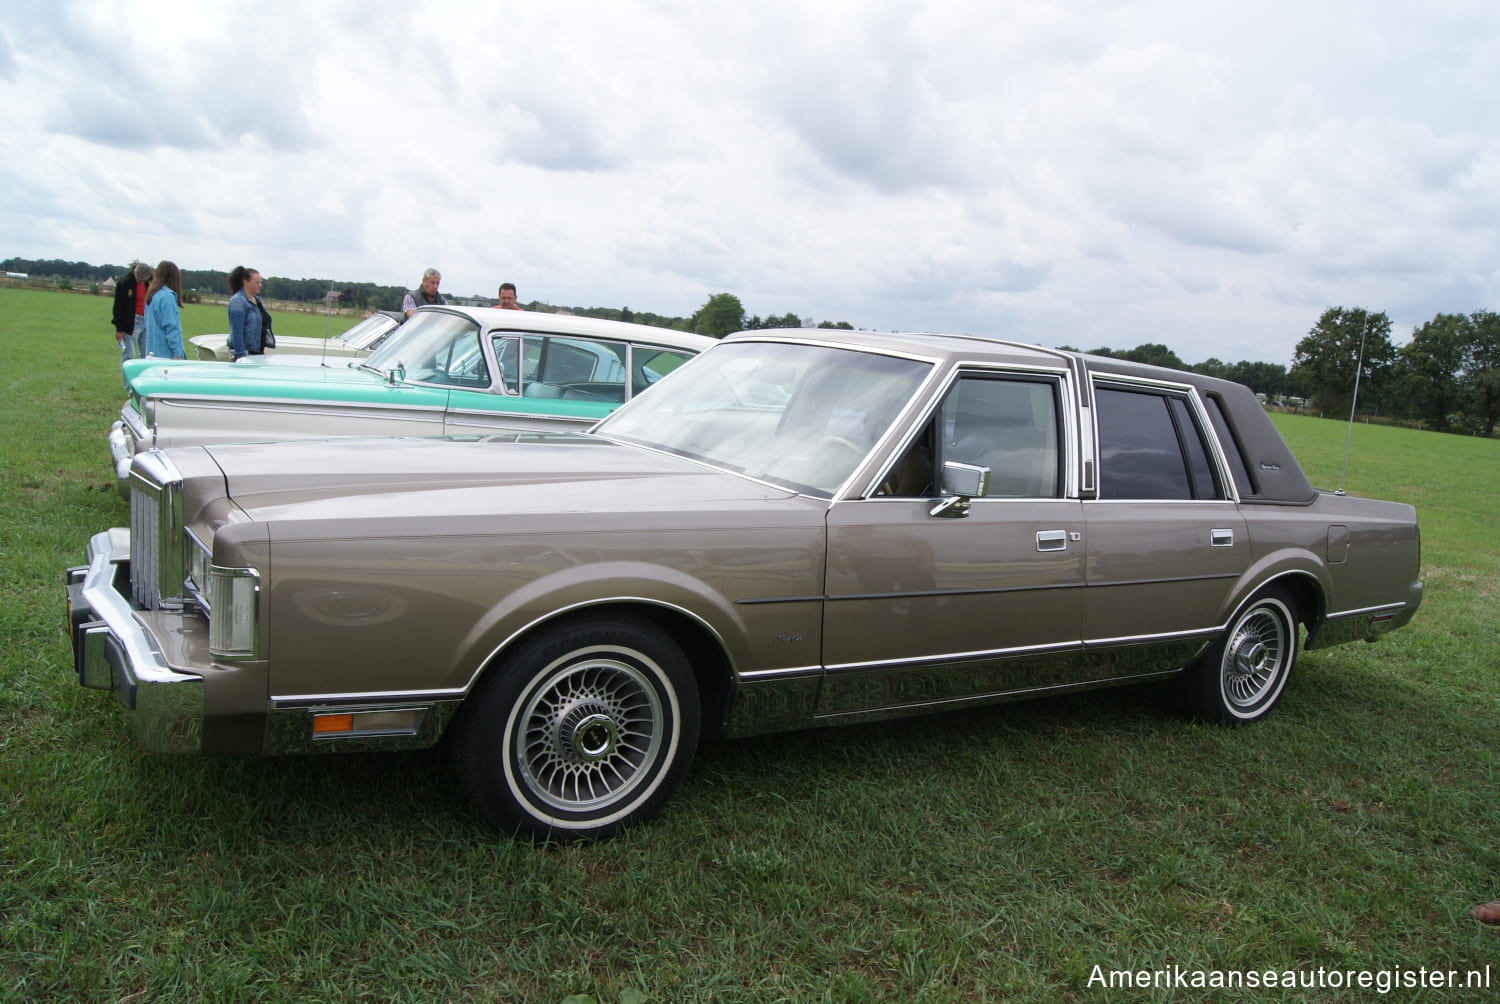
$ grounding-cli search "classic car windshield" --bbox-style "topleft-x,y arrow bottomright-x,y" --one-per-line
597,341 -> 933,496
335,312 -> 400,350
363,311 -> 488,388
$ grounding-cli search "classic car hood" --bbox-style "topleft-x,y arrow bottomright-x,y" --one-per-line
200,433 -> 799,523
126,357 -> 389,397
216,336 -> 356,357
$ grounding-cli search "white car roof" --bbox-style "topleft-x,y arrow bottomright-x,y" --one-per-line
422,305 -> 717,352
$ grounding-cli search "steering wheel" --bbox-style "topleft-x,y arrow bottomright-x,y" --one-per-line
819,436 -> 865,460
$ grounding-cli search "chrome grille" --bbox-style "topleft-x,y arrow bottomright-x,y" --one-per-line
129,482 -> 162,607
127,451 -> 186,609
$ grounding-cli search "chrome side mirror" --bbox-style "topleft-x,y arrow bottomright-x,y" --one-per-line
931,461 -> 988,518
385,361 -> 406,386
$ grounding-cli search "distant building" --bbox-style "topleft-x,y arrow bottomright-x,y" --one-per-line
5,272 -> 27,279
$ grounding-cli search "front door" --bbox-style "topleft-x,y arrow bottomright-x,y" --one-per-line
819,372 -> 1088,719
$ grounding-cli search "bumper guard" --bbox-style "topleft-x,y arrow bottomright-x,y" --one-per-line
65,529 -> 204,752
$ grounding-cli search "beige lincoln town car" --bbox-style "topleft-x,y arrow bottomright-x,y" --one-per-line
67,329 -> 1422,840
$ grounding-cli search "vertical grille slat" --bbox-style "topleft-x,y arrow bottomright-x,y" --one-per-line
130,482 -> 161,608
126,452 -> 184,609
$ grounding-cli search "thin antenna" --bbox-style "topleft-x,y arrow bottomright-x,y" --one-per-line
1336,324 -> 1368,495
320,287 -> 335,366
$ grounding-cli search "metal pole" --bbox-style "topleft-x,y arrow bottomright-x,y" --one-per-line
1337,325 -> 1368,495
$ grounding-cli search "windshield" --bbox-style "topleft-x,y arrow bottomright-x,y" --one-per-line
596,341 -> 932,497
335,313 -> 399,350
363,310 -> 488,388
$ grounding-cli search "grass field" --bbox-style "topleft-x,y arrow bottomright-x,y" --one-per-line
2,286 -> 1497,1001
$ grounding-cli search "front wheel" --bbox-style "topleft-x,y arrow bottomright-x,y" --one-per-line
450,615 -> 700,840
1177,588 -> 1299,724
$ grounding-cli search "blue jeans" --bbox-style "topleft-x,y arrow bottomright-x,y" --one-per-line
120,316 -> 148,388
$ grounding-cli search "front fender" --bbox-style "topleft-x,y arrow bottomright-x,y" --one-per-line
457,561 -> 755,691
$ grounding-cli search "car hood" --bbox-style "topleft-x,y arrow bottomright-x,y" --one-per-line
190,333 -> 360,355
200,433 -> 801,526
126,357 -> 385,396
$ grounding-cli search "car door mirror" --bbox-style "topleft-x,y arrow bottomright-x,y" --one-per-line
931,461 -> 989,518
386,361 -> 406,386
940,461 -> 988,497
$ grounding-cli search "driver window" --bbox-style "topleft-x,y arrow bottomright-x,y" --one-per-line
492,335 -> 520,394
879,375 -> 1062,499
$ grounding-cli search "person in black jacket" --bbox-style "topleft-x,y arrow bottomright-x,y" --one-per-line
401,268 -> 445,318
112,261 -> 152,384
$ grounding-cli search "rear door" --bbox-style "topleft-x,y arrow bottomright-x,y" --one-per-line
1081,380 -> 1248,665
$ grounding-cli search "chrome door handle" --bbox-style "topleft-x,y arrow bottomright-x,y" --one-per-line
1211,528 -> 1234,547
1036,529 -> 1067,552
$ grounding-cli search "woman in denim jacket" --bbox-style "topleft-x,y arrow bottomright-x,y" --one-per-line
227,265 -> 266,361
144,261 -> 185,359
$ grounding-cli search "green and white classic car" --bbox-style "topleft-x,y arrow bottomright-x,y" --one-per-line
110,306 -> 714,496
68,328 -> 1422,840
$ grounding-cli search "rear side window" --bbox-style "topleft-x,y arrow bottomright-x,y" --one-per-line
1203,394 -> 1256,497
1095,386 -> 1224,500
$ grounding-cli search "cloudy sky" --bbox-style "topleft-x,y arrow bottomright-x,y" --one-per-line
3,1 -> 1497,365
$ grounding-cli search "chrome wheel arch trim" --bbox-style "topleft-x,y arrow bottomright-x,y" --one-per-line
1221,560 -> 1328,627
464,594 -> 744,695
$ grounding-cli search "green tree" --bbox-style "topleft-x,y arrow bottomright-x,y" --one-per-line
1227,361 -> 1289,398
1465,309 -> 1500,436
690,293 -> 745,339
1192,357 -> 1230,380
1291,307 -> 1395,417
1393,313 -> 1470,431
1119,343 -> 1186,369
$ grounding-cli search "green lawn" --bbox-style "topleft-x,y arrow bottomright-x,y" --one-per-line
2,287 -> 1497,1001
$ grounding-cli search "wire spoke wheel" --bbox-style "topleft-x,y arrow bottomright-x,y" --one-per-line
452,616 -> 700,841
1178,588 -> 1299,724
1221,606 -> 1290,711
515,654 -> 665,814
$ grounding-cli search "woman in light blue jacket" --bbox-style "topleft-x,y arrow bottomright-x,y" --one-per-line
226,265 -> 265,361
144,260 -> 185,359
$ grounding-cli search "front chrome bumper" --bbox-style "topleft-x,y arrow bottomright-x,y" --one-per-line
65,529 -> 204,753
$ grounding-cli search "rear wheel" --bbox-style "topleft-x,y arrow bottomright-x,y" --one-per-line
1178,588 -> 1298,724
451,615 -> 700,840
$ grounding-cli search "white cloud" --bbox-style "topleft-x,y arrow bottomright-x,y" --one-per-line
3,0 -> 1498,364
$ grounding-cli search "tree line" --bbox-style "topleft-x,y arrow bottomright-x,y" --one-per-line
1067,307 -> 1496,436
7,258 -> 1493,433
2,257 -> 415,311
1288,306 -> 1498,436
2,259 -> 851,335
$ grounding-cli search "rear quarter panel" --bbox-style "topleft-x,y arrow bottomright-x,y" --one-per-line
1238,493 -> 1420,618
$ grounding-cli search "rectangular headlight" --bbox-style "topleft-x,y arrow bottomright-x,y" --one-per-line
186,532 -> 212,598
208,566 -> 260,659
